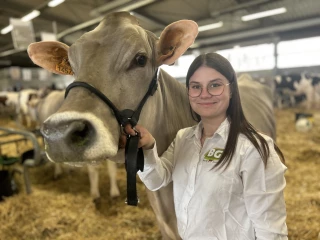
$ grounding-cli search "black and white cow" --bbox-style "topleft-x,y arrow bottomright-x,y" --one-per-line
274,73 -> 320,109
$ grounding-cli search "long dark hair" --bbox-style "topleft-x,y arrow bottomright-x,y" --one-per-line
186,53 -> 285,169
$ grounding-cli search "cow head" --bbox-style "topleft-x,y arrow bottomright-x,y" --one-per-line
28,12 -> 198,165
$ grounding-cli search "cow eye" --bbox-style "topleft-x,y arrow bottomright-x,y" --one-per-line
135,55 -> 147,67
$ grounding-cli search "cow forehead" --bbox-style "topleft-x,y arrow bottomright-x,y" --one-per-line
101,11 -> 139,27
71,12 -> 150,50
74,24 -> 149,50
68,15 -> 155,72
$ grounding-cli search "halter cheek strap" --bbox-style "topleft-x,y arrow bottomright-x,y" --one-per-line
64,69 -> 158,206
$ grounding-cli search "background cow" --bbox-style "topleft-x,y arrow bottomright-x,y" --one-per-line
17,89 -> 39,129
28,12 -> 278,239
238,74 -> 276,140
0,96 -> 7,106
274,73 -> 320,109
0,91 -> 19,118
0,87 -> 55,129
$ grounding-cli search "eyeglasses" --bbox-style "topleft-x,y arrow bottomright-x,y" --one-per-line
188,81 -> 231,98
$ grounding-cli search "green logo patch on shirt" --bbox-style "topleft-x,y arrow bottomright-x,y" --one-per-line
204,148 -> 224,162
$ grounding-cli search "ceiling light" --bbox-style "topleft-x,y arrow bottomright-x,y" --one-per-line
241,7 -> 287,21
198,21 -> 223,32
1,25 -> 13,35
48,0 -> 65,7
21,10 -> 41,22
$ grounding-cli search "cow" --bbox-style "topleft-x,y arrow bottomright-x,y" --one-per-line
17,89 -> 39,128
274,73 -> 320,109
27,90 -> 120,201
0,91 -> 19,109
27,12 -> 277,239
238,74 -> 276,140
28,12 -> 197,239
0,88 -> 54,129
0,91 -> 19,119
0,96 -> 8,116
0,88 -> 46,128
0,96 -> 7,106
311,76 -> 320,107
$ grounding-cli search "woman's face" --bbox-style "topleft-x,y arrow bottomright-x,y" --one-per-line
188,66 -> 231,121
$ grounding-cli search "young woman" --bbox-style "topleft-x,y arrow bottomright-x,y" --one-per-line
124,53 -> 288,239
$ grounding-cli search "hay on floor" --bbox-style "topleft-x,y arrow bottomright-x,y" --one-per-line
0,108 -> 319,239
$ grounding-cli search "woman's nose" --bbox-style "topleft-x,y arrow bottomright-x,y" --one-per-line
199,87 -> 211,98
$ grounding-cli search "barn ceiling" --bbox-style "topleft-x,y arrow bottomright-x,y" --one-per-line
0,0 -> 320,68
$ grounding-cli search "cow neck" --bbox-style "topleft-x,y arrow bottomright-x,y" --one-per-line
147,70 -> 195,155
64,68 -> 159,206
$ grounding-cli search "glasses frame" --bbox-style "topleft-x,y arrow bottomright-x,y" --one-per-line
187,82 -> 232,98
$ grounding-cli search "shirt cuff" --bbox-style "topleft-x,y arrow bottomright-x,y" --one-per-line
142,141 -> 158,171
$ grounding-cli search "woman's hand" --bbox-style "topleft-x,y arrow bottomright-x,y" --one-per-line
120,124 -> 155,150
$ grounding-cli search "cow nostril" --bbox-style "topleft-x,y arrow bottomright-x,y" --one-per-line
41,119 -> 96,149
67,121 -> 93,147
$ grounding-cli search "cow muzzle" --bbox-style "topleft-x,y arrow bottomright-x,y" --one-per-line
41,111 -> 119,165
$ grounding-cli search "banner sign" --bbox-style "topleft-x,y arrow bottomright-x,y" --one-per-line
10,18 -> 36,50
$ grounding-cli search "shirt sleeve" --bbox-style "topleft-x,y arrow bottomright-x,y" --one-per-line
240,137 -> 288,240
137,138 -> 176,191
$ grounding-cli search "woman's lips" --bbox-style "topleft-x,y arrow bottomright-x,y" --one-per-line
198,102 -> 217,106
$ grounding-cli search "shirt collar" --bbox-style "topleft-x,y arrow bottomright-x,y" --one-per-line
186,117 -> 230,142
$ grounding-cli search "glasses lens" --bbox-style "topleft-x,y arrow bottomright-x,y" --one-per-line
188,82 -> 229,97
188,83 -> 202,97
208,83 -> 225,96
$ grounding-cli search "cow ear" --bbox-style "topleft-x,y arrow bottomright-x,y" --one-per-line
28,41 -> 74,75
156,20 -> 198,66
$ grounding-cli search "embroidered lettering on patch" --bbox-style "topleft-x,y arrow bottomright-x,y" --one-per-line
203,148 -> 224,162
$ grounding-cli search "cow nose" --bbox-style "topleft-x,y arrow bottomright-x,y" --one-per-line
41,120 -> 95,148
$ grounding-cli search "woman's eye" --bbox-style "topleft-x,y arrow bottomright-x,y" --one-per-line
191,85 -> 201,89
135,55 -> 147,67
210,83 -> 222,88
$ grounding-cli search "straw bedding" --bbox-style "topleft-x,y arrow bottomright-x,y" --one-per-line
0,108 -> 319,239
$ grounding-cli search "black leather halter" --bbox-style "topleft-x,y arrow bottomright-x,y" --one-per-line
65,69 -> 158,206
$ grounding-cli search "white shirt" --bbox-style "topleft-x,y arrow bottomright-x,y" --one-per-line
138,118 -> 288,240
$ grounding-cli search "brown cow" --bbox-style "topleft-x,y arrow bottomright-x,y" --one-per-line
28,12 -> 198,239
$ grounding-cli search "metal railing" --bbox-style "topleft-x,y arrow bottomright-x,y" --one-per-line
0,127 -> 43,194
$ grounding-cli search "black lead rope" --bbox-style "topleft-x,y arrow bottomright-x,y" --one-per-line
65,69 -> 158,206
124,132 -> 144,205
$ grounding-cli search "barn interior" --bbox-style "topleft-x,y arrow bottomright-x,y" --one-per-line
0,0 -> 320,239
